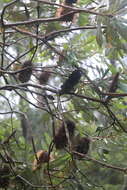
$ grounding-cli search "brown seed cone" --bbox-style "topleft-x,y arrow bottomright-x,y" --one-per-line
54,120 -> 75,149
54,132 -> 67,149
74,137 -> 90,159
59,69 -> 82,95
17,60 -> 32,83
32,150 -> 50,171
55,2 -> 76,22
38,70 -> 51,85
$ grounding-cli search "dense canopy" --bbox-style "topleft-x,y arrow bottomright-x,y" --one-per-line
0,0 -> 127,189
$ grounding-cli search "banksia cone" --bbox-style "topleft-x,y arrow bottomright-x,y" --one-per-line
17,60 -> 32,83
74,137 -> 90,159
38,70 -> 51,85
56,2 -> 76,22
32,150 -> 50,171
59,69 -> 82,95
54,120 -> 75,149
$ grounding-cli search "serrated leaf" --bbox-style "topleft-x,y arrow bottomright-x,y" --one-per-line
118,82 -> 127,92
108,63 -> 117,73
105,24 -> 120,46
118,0 -> 127,10
44,132 -> 51,145
105,47 -> 118,59
78,14 -> 89,26
112,19 -> 127,41
50,154 -> 70,169
2,0 -> 12,2
116,7 -> 127,16
96,25 -> 103,47
115,102 -> 127,109
109,0 -> 127,12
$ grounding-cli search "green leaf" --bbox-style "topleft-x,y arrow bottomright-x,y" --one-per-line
44,132 -> 52,146
112,19 -> 127,41
118,82 -> 127,92
96,16 -> 103,47
50,154 -> 71,169
118,0 -> 127,10
78,14 -> 89,26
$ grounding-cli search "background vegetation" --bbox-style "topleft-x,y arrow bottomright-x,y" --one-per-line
0,0 -> 127,189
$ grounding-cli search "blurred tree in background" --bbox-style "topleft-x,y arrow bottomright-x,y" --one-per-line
0,0 -> 127,189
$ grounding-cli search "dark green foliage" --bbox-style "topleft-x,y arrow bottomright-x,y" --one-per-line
0,165 -> 10,188
103,148 -> 109,154
1,0 -> 127,189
